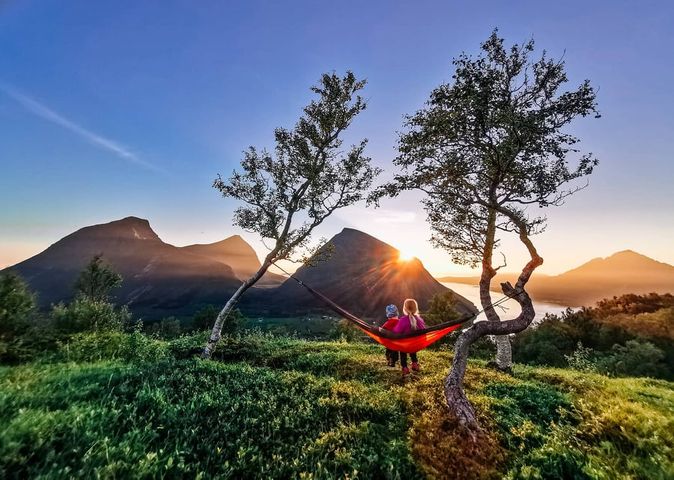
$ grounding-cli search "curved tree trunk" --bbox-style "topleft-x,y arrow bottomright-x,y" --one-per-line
476,209 -> 513,372
201,260 -> 272,359
445,229 -> 543,430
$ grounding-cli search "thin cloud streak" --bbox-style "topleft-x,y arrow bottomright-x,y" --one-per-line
0,83 -> 162,172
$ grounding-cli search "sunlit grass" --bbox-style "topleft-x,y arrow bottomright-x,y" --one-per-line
1,332 -> 672,479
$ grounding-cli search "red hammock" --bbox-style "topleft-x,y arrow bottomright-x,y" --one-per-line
362,324 -> 465,353
288,276 -> 474,353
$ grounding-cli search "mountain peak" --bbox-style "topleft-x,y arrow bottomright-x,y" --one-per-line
181,234 -> 288,285
609,250 -> 649,260
117,216 -> 151,226
270,227 -> 477,318
562,249 -> 674,278
80,216 -> 160,241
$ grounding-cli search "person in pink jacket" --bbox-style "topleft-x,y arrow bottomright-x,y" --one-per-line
393,298 -> 426,376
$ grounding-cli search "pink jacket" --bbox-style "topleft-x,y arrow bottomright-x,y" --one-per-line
392,314 -> 426,334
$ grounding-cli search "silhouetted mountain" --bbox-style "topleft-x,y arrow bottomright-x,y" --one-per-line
182,236 -> 284,286
5,217 -> 242,316
438,250 -> 674,307
6,218 -> 477,322
247,228 -> 477,319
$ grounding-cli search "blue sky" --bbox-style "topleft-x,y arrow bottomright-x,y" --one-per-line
1,0 -> 673,275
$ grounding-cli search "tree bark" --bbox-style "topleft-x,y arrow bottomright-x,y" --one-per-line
201,260 -> 272,359
494,336 -> 513,371
477,209 -> 512,371
445,224 -> 543,430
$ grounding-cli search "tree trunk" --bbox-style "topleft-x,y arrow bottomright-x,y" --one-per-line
201,261 -> 272,359
444,326 -> 482,429
477,209 -> 513,371
494,335 -> 512,371
445,244 -> 543,430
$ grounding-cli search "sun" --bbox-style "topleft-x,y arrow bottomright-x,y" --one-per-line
397,249 -> 415,262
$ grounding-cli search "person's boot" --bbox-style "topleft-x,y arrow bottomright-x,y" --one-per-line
402,367 -> 410,376
411,362 -> 420,372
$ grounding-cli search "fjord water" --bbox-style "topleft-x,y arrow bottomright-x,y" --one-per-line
441,282 -> 571,322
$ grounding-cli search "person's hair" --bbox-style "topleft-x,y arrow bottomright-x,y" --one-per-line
403,298 -> 420,329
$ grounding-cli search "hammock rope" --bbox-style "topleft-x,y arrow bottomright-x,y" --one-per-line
271,262 -> 520,353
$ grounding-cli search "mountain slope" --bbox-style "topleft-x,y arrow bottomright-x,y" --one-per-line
5,217 -> 241,315
438,250 -> 674,307
182,236 -> 284,286
249,228 -> 477,319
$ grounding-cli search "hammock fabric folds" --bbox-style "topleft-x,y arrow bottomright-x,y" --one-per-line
293,279 -> 474,354
361,324 -> 464,353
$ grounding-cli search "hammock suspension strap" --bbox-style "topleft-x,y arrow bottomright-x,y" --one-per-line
270,262 -> 521,353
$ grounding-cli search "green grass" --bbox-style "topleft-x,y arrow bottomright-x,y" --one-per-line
1,332 -> 673,479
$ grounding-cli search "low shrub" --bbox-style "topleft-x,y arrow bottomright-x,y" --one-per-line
60,329 -> 168,363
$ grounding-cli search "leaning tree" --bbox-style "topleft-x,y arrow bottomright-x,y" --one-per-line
202,71 -> 380,358
372,31 -> 599,428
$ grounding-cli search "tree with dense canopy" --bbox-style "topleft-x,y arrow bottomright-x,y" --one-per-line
0,272 -> 36,360
202,71 -> 380,358
75,254 -> 122,302
372,31 -> 599,428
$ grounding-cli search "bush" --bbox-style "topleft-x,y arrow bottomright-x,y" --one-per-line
0,272 -> 42,363
51,297 -> 131,334
0,272 -> 35,335
426,291 -> 461,325
565,342 -> 598,373
74,254 -> 122,302
468,335 -> 497,360
598,340 -> 666,378
328,318 -> 364,342
191,305 -> 244,333
512,295 -> 674,379
147,317 -> 183,339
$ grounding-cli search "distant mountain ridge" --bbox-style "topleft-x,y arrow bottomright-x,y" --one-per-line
5,217 -> 243,314
438,250 -> 674,307
5,218 -> 474,320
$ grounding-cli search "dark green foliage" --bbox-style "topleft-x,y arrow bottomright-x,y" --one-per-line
485,381 -> 575,448
147,316 -> 183,339
75,254 -> 122,302
484,382 -> 589,479
328,318 -> 365,342
0,272 -> 35,335
425,291 -> 461,325
50,296 -> 131,334
468,335 -> 497,360
594,293 -> 674,318
192,305 -> 245,333
0,272 -> 36,362
59,330 -> 169,363
514,315 -> 577,367
598,340 -> 667,378
0,273 -> 60,364
513,294 -> 674,379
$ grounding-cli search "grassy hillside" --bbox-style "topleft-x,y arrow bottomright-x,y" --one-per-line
1,332 -> 673,479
